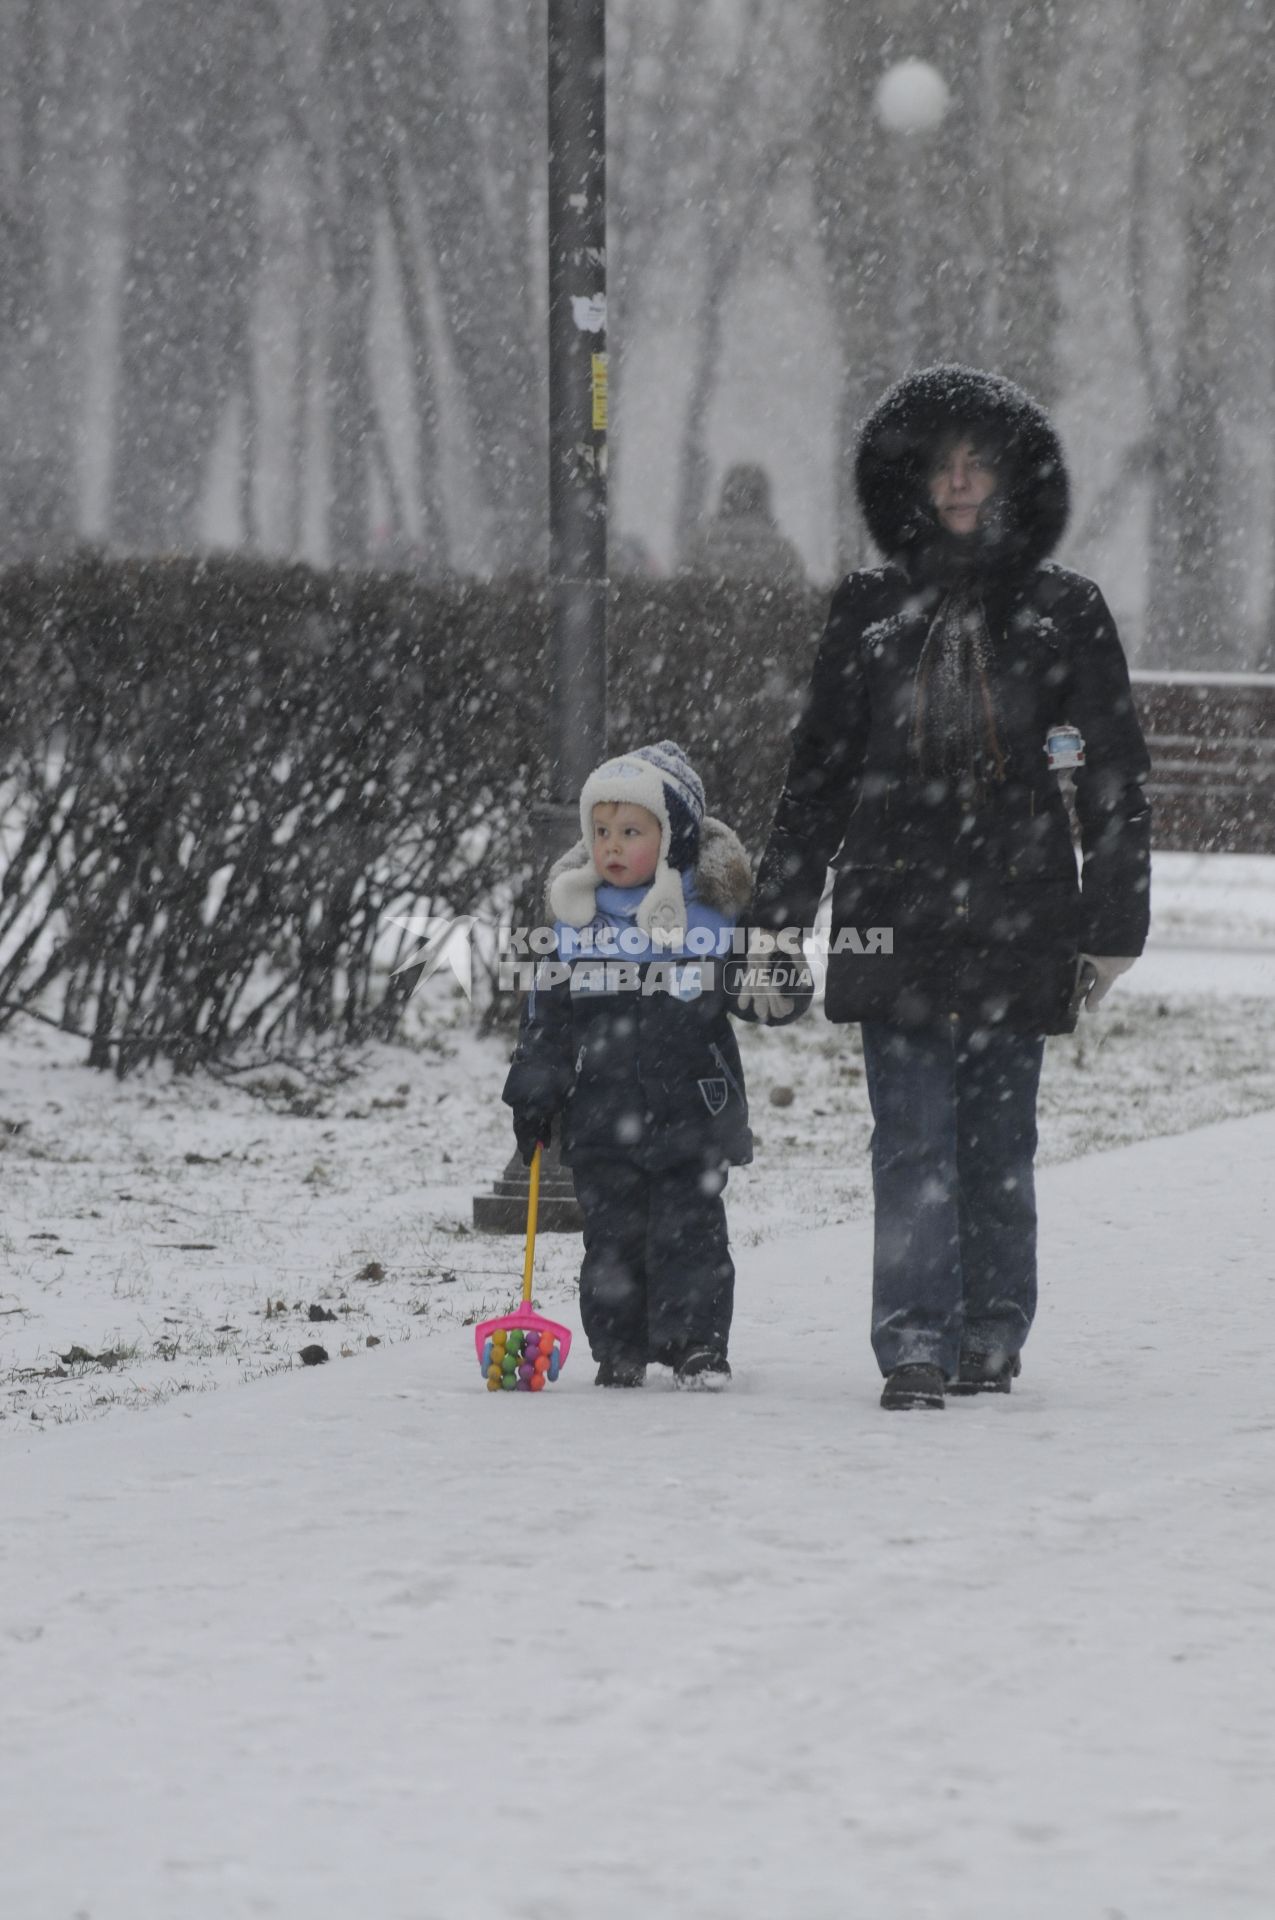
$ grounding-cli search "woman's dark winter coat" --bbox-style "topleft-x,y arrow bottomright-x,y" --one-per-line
753,364 -> 1152,1037
503,823 -> 754,1171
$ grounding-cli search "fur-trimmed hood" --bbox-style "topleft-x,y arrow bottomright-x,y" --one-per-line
546,815 -> 753,933
854,364 -> 1070,583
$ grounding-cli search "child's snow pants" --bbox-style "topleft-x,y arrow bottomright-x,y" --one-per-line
570,1155 -> 734,1366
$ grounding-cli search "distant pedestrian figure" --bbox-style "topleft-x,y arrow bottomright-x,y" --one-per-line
610,533 -> 661,578
682,463 -> 805,586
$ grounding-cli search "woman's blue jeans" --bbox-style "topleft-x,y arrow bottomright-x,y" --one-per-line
860,1018 -> 1046,1379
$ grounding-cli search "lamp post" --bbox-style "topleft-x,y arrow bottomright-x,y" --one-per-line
473,0 -> 606,1233
547,0 -> 608,806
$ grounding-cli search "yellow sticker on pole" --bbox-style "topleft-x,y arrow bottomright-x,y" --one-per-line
591,353 -> 608,433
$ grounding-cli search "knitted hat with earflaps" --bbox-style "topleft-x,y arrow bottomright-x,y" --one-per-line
547,740 -> 707,938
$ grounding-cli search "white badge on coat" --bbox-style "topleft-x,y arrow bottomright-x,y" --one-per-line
1045,723 -> 1085,770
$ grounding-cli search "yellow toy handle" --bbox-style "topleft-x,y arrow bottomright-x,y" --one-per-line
522,1141 -> 543,1303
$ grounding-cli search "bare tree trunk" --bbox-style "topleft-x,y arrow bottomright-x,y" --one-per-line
258,1 -> 325,561
359,23 -> 453,567
112,0 -> 260,550
995,0 -> 1063,404
322,3 -> 379,569
609,0 -> 729,517
231,177 -> 261,552
466,0 -> 549,570
381,152 -> 449,563
1143,0 -> 1273,667
0,0 -> 75,558
229,115 -> 263,550
814,2 -> 904,573
287,196 -> 317,558
1128,0 -> 1175,663
668,0 -> 777,554
382,0 -> 544,572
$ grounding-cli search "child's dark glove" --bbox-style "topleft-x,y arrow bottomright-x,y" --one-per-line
512,1110 -> 554,1165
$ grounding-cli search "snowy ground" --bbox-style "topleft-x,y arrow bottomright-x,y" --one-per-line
3,853 -> 1275,1916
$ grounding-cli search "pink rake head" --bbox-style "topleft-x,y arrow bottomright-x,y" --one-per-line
474,1301 -> 573,1391
473,1300 -> 573,1362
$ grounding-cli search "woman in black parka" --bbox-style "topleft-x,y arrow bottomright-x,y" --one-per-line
750,364 -> 1151,1410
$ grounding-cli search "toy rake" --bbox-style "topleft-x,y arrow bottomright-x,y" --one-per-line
474,1142 -> 573,1392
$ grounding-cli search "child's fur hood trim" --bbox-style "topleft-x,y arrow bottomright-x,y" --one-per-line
545,816 -> 753,930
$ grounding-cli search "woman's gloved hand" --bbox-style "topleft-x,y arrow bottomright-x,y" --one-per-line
1075,954 -> 1137,1011
512,1110 -> 554,1165
727,930 -> 814,1026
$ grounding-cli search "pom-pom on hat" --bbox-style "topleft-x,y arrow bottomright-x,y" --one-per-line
548,740 -> 707,938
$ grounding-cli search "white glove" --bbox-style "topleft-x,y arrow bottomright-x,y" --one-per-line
1076,954 -> 1137,1010
734,930 -> 797,1023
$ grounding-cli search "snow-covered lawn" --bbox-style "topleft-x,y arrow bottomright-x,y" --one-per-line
2,851 -> 1274,1916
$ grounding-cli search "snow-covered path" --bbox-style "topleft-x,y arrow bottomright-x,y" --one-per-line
4,1111 -> 1274,1920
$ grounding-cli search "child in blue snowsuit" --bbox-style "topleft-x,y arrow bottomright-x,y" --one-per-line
502,741 -> 755,1390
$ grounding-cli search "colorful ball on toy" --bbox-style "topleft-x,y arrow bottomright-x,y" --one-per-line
486,1375 -> 502,1392
529,1373 -> 545,1391
500,1372 -> 517,1390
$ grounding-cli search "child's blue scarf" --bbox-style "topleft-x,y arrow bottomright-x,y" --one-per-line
554,872 -> 737,962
